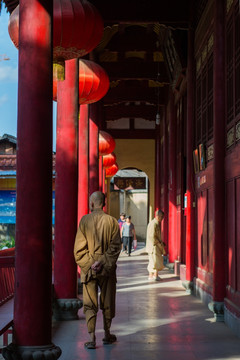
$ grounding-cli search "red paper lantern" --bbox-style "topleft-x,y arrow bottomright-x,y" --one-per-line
8,0 -> 103,64
105,163 -> 119,178
53,59 -> 109,103
99,131 -> 115,156
79,60 -> 109,104
102,152 -> 116,169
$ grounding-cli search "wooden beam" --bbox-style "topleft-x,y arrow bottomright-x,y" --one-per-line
89,0 -> 189,26
104,85 -> 166,104
100,61 -> 169,82
104,104 -> 157,121
105,129 -> 156,139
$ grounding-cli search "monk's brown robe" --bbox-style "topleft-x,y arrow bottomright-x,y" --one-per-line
74,209 -> 121,333
146,217 -> 165,273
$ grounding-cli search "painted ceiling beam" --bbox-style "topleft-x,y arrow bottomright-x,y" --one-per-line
104,104 -> 157,121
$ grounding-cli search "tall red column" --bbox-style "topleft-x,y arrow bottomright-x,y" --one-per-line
98,103 -> 104,193
185,22 -> 195,290
99,156 -> 103,192
89,103 -> 99,195
53,59 -> 82,320
209,0 -> 226,321
168,92 -> 177,264
78,104 -> 89,224
155,123 -> 161,211
163,107 -> 169,255
3,1 -> 61,359
103,168 -> 107,212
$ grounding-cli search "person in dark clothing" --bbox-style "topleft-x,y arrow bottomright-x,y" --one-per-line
120,215 -> 137,256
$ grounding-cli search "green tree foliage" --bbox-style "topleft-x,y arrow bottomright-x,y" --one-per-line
0,236 -> 15,249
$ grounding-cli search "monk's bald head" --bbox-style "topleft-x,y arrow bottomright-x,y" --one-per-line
90,191 -> 105,211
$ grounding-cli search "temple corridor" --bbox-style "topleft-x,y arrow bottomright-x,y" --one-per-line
50,251 -> 240,360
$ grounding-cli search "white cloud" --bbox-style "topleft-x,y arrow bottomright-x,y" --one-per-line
0,94 -> 8,106
0,65 -> 18,82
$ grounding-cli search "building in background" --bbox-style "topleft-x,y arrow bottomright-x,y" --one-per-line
109,168 -> 149,242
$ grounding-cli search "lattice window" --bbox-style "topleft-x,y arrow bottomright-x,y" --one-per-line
226,19 -> 234,123
196,76 -> 202,145
195,41 -> 213,147
225,0 -> 240,149
202,65 -> 207,142
207,54 -> 213,139
235,4 -> 240,115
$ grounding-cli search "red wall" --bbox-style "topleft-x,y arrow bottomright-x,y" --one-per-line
225,142 -> 240,316
195,161 -> 213,294
194,142 -> 240,316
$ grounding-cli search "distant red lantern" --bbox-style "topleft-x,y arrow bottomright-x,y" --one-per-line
99,131 -> 115,156
8,1 -> 103,67
52,59 -> 109,103
103,152 -> 116,169
79,60 -> 109,104
105,163 -> 119,178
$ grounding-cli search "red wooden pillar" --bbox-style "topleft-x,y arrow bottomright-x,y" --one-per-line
89,103 -> 99,195
53,59 -> 82,321
155,123 -> 161,211
98,102 -> 104,193
185,23 -> 195,290
78,104 -> 89,223
209,0 -> 226,321
168,92 -> 177,264
163,107 -> 169,255
103,168 -> 107,212
99,156 -> 103,192
2,2 -> 61,359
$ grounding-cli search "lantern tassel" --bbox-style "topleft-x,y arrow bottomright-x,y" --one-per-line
53,61 -> 65,81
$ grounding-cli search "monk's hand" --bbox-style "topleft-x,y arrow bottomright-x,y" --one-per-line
91,261 -> 103,273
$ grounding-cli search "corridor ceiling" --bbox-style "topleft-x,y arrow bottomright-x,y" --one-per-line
93,0 -> 189,139
2,0 -> 207,139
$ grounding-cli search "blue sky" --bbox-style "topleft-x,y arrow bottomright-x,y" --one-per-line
0,7 -> 18,138
0,7 -> 57,150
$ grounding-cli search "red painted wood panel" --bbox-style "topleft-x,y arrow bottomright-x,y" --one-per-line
197,192 -> 202,268
176,205 -> 181,261
224,139 -> 240,317
225,142 -> 240,180
208,187 -> 214,273
195,161 -> 214,291
236,177 -> 240,291
202,190 -> 208,268
226,180 -> 236,289
197,190 -> 207,269
196,267 -> 213,288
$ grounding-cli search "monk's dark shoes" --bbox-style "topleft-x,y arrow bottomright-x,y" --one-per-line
102,334 -> 117,344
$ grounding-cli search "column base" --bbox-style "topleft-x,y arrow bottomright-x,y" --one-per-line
208,301 -> 224,322
182,280 -> 194,294
53,298 -> 83,321
174,260 -> 181,276
2,343 -> 61,360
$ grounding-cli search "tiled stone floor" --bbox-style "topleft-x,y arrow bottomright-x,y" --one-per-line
1,248 -> 240,359
52,252 -> 240,360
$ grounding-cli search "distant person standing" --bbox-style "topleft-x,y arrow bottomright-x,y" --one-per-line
118,212 -> 125,251
146,210 -> 166,281
120,215 -> 137,256
118,212 -> 126,231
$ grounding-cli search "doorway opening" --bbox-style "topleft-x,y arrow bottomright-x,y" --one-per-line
108,167 -> 149,244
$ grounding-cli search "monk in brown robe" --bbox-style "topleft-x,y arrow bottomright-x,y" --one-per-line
74,191 -> 121,349
146,209 -> 165,281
